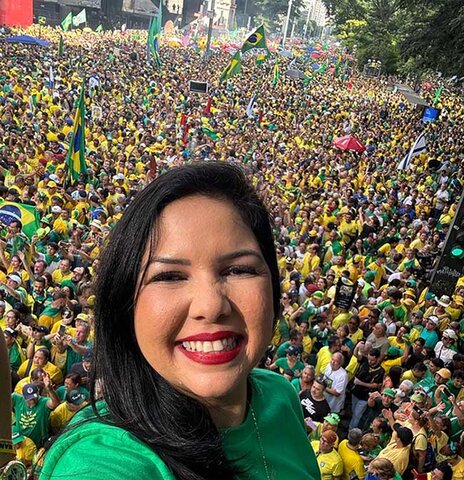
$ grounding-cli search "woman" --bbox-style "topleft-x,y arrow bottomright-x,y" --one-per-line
41,163 -> 320,479
291,365 -> 315,393
366,457 -> 402,480
271,293 -> 297,346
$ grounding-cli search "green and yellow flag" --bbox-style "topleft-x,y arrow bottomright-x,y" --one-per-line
220,50 -> 241,83
61,12 -> 73,31
96,24 -> 103,33
273,60 -> 280,86
0,201 -> 40,239
433,85 -> 443,106
241,25 -> 267,54
66,83 -> 88,183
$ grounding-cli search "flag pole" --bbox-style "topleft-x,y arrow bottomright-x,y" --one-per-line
282,0 -> 293,47
205,0 -> 216,63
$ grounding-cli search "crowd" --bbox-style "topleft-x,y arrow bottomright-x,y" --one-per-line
1,22 -> 464,480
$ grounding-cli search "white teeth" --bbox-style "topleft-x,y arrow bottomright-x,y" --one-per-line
181,336 -> 240,353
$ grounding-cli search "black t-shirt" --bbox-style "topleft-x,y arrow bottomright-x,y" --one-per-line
299,391 -> 330,422
351,358 -> 385,400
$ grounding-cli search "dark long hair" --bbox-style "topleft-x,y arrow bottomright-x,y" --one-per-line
91,162 -> 280,480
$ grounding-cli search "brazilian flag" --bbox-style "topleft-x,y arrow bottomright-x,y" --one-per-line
66,83 -> 88,183
241,25 -> 267,54
220,50 -> 241,83
0,201 -> 40,239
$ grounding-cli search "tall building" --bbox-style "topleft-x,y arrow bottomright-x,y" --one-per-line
303,0 -> 326,27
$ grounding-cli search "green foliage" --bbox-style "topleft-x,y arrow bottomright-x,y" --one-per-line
251,0 -> 305,32
323,0 -> 464,76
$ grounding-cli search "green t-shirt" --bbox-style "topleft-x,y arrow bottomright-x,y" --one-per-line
275,357 -> 305,374
56,385 -> 90,402
9,341 -> 23,371
12,394 -> 51,446
41,369 -> 319,479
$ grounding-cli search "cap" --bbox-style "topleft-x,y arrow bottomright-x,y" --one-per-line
66,390 -> 87,405
427,316 -> 439,325
324,413 -> 340,425
36,227 -> 51,239
51,205 -> 62,214
387,346 -> 402,357
311,291 -> 324,299
406,279 -> 417,287
405,289 -> 416,298
47,180 -> 57,188
382,388 -> 396,398
353,254 -> 363,264
364,271 -> 376,282
286,345 -> 300,356
412,310 -> 424,319
32,325 -> 49,334
22,383 -> 39,401
437,295 -> 451,307
410,392 -> 426,403
90,220 -> 102,231
436,368 -> 452,380
443,328 -> 457,340
7,274 -> 22,285
425,292 -> 437,300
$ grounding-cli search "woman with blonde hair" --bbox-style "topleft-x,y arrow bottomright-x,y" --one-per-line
366,457 -> 401,480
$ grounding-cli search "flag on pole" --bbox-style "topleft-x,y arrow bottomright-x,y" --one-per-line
273,60 -> 280,86
397,132 -> 427,170
61,12 -> 73,31
246,94 -> 257,119
433,85 -> 443,106
58,35 -> 64,56
48,66 -> 54,89
147,0 -> 162,68
66,84 -> 88,183
241,25 -> 267,54
28,94 -> 37,113
96,24 -> 103,33
220,50 -> 241,82
73,9 -> 87,27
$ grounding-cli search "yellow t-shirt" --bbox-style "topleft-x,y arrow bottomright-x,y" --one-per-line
17,360 -> 63,385
348,329 -> 364,346
337,439 -> 365,480
311,441 -> 344,480
382,357 -> 403,375
332,312 -> 353,330
49,402 -> 81,433
451,457 -> 464,480
315,346 -> 332,376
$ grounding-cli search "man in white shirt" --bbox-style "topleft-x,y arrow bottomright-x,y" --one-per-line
434,329 -> 458,366
323,352 -> 348,413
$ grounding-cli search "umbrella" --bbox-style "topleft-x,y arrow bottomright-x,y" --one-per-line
4,35 -> 50,47
284,69 -> 305,79
333,135 -> 366,153
421,82 -> 434,90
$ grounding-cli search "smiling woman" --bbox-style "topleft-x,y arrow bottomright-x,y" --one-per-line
40,162 -> 320,480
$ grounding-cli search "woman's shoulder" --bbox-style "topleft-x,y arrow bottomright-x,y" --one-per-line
41,405 -> 175,480
250,368 -> 299,400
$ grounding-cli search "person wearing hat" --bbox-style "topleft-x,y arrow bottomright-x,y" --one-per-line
11,373 -> 60,447
0,273 -> 26,306
310,412 -> 341,446
296,290 -> 333,325
377,418 -> 414,475
434,369 -> 464,413
311,430 -> 343,480
381,346 -> 405,375
11,425 -> 37,467
337,428 -> 365,480
425,295 -> 452,333
37,290 -> 67,330
435,329 -> 458,366
3,327 -> 25,372
49,389 -> 88,434
267,344 -> 304,375
361,388 -> 398,431
419,315 -> 440,349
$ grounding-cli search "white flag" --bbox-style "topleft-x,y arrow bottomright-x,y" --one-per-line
121,23 -> 127,32
73,9 -> 87,26
246,94 -> 256,119
397,131 -> 426,170
48,65 -> 54,89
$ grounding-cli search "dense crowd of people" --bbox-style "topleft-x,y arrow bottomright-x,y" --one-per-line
2,23 -> 464,480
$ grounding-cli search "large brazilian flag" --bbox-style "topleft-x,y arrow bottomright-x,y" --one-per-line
66,83 -> 88,183
241,25 -> 267,54
0,201 -> 40,238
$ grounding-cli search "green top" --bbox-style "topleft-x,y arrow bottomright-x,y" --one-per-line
9,341 -> 23,371
12,394 -> 51,446
40,369 -> 320,479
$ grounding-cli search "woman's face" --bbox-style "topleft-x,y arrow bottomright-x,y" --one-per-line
134,195 -> 274,407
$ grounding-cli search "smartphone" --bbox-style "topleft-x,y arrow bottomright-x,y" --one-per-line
58,325 -> 66,337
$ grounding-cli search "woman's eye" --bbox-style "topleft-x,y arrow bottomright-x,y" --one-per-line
223,265 -> 258,276
150,272 -> 186,282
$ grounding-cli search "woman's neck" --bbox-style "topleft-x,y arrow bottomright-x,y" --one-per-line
206,380 -> 248,428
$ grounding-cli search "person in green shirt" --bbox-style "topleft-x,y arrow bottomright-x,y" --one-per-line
12,375 -> 60,447
41,163 -> 320,480
3,327 -> 25,371
267,345 -> 305,375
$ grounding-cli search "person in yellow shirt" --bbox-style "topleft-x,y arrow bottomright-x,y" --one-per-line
315,336 -> 342,376
49,390 -> 88,434
311,430 -> 344,480
12,427 -> 37,467
367,252 -> 387,288
338,429 -> 365,480
51,258 -> 73,285
17,348 -> 63,385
